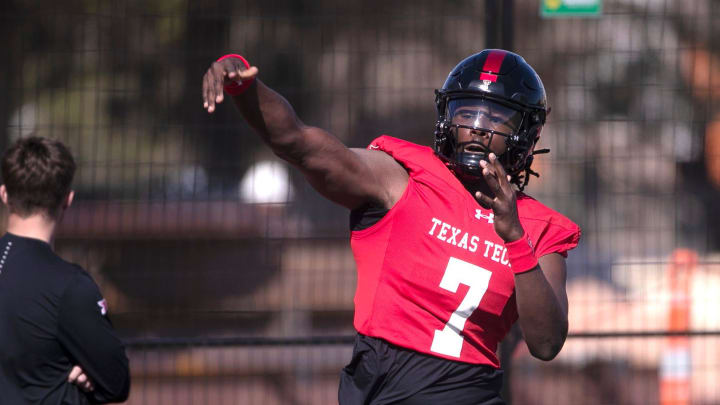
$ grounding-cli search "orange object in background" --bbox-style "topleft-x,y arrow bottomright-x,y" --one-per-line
660,249 -> 697,405
705,117 -> 720,188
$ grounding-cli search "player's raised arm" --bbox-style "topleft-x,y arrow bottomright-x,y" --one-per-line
202,54 -> 408,210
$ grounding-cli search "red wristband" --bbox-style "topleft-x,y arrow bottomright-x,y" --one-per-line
504,231 -> 538,274
216,54 -> 255,96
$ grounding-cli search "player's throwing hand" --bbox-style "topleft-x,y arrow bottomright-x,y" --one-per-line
474,153 -> 524,243
202,55 -> 259,113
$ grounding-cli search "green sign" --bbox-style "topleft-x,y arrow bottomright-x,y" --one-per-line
541,0 -> 602,17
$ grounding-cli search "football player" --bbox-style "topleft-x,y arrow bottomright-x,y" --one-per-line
203,49 -> 580,404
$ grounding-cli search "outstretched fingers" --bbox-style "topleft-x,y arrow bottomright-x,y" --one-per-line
203,71 -> 218,113
203,58 -> 259,113
202,74 -> 212,110
203,61 -> 229,113
479,156 -> 501,194
475,153 -> 516,209
474,191 -> 493,209
486,153 -> 515,197
212,63 -> 227,103
490,153 -> 512,190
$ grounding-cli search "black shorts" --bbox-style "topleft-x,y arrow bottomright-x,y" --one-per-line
339,334 -> 505,405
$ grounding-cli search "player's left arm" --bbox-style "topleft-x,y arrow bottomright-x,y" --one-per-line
513,253 -> 568,361
475,153 -> 568,361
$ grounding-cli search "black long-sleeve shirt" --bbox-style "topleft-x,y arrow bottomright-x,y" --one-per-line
0,233 -> 130,404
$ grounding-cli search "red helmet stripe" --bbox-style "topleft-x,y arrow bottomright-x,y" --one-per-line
480,72 -> 498,82
482,50 -> 507,74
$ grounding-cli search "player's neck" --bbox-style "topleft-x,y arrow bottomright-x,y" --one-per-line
6,212 -> 59,245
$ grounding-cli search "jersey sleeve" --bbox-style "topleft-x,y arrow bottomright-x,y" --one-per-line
57,271 -> 130,404
532,220 -> 581,258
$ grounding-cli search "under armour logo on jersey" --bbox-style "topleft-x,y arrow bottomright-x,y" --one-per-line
368,144 -> 380,150
475,209 -> 494,224
97,299 -> 108,316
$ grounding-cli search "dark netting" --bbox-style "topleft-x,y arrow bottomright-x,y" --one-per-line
2,0 -> 720,404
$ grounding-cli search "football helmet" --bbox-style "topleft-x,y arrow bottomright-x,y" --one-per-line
435,49 -> 549,190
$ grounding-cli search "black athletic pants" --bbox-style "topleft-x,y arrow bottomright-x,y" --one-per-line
339,334 -> 505,405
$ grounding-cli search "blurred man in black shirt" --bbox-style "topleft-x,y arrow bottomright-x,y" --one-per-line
0,137 -> 129,404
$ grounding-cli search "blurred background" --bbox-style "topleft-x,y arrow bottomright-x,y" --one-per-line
2,0 -> 720,404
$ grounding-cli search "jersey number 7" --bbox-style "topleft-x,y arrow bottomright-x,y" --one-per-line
430,257 -> 492,358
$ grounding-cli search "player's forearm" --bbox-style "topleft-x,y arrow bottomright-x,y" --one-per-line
513,268 -> 568,361
230,79 -> 315,165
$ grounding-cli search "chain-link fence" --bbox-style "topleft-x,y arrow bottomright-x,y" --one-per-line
3,0 -> 720,403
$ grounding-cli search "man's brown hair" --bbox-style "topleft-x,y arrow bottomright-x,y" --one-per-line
1,136 -> 76,219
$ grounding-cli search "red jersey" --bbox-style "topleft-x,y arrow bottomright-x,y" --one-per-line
350,136 -> 581,367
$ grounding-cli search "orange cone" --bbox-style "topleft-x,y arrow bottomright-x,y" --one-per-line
659,249 -> 697,405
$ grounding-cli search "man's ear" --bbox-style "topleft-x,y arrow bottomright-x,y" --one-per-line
63,190 -> 74,210
0,185 -> 8,206
546,106 -> 552,118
